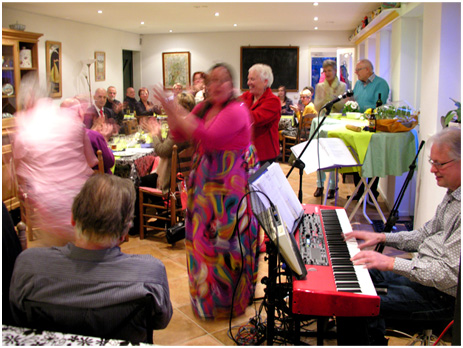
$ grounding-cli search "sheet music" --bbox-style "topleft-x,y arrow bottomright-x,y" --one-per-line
291,137 -> 359,175
249,162 -> 303,234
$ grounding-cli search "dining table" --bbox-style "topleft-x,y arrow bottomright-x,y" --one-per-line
308,114 -> 419,223
109,132 -> 157,186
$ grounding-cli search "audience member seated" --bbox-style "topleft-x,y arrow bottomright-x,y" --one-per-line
3,203 -> 23,326
13,75 -> 97,247
9,174 -> 173,336
105,86 -> 124,125
83,88 -> 117,129
345,127 -> 460,345
140,92 -> 193,192
278,85 -> 293,116
190,71 -> 207,104
61,98 -> 115,174
135,87 -> 162,117
240,63 -> 281,166
124,87 -> 138,114
168,83 -> 183,102
290,88 -> 316,126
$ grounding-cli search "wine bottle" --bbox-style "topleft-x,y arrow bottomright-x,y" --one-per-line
369,112 -> 376,133
376,93 -> 383,108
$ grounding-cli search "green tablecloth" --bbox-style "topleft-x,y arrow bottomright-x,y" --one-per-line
310,116 -> 418,178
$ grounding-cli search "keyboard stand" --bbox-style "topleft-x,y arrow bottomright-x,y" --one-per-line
344,177 -> 386,224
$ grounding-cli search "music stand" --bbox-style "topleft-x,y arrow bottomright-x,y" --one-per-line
286,105 -> 333,202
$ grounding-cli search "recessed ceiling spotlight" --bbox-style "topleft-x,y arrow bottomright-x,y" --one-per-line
169,29 -> 173,33
313,2 -> 319,6
314,16 -> 319,21
215,12 -> 219,16
314,27 -> 319,30
141,21 -> 144,25
234,24 -> 237,27
98,10 -> 102,14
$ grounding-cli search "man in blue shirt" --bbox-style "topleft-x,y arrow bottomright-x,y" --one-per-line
353,59 -> 389,112
351,59 -> 390,200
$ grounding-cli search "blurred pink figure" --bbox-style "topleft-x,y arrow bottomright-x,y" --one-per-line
13,96 -> 97,247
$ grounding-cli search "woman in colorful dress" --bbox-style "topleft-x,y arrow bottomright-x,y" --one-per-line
153,63 -> 260,320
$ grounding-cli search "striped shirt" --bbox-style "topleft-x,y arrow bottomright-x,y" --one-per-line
9,243 -> 173,329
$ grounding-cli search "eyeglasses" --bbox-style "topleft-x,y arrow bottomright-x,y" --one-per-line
300,96 -> 311,99
355,67 -> 367,73
428,158 -> 455,169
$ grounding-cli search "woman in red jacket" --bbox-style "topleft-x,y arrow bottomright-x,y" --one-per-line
240,64 -> 281,165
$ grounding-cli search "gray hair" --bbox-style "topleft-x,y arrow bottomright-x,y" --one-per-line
322,59 -> 337,70
249,63 -> 274,88
358,59 -> 374,72
429,127 -> 461,161
72,174 -> 136,244
17,72 -> 48,110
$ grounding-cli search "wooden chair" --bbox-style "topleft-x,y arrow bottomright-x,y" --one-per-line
95,149 -> 104,174
138,145 -> 194,239
281,113 -> 316,163
2,118 -> 34,242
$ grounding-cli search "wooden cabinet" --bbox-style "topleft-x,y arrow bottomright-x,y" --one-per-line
2,28 -> 42,115
2,117 -> 19,210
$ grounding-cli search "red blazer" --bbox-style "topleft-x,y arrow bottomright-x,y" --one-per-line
240,88 -> 281,162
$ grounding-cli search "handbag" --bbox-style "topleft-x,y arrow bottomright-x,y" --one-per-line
166,222 -> 185,245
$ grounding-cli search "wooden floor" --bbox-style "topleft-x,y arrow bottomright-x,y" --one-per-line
27,162 -> 452,346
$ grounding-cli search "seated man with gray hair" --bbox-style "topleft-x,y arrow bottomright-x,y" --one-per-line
9,174 -> 173,341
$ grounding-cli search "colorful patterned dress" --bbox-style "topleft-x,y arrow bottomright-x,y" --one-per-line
182,101 -> 260,319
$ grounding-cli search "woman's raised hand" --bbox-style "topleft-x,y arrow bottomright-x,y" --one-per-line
140,116 -> 161,137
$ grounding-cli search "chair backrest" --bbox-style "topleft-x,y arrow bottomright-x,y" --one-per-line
298,113 -> 316,141
95,149 -> 104,174
177,145 -> 194,181
167,144 -> 194,225
23,296 -> 154,344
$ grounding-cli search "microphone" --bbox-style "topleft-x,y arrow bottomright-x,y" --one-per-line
321,89 -> 354,110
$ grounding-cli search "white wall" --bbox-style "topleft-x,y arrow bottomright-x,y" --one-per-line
3,8 -> 141,105
415,2 -> 461,227
140,30 -> 353,101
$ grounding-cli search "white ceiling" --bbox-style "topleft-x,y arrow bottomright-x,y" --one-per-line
3,1 -> 383,35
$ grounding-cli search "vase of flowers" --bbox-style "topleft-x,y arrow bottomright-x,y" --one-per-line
343,101 -> 362,119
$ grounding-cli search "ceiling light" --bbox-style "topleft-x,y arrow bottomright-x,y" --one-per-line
314,27 -> 319,30
98,10 -> 102,14
141,21 -> 144,25
313,2 -> 319,6
169,30 -> 173,33
314,16 -> 319,21
215,12 -> 219,16
234,24 -> 237,27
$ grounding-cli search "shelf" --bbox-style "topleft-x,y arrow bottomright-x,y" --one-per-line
19,67 -> 38,71
2,67 -> 14,71
350,9 -> 400,45
2,95 -> 16,99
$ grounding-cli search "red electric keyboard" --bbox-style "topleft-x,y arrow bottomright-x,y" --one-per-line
292,204 -> 380,317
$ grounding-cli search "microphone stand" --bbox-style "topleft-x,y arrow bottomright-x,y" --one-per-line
375,140 -> 425,253
286,104 -> 333,203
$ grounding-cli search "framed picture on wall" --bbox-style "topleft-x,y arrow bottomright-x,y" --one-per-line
162,51 -> 190,89
45,41 -> 62,98
95,51 -> 105,81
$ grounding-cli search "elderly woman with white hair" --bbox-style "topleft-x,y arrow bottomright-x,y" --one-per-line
240,63 -> 281,166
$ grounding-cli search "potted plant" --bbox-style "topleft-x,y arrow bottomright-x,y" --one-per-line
442,98 -> 461,128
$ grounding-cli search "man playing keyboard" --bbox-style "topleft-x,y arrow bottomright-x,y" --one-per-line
345,127 -> 460,345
